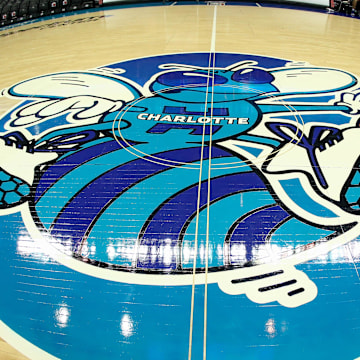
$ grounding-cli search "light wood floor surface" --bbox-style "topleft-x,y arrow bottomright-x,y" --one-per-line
0,4 -> 359,359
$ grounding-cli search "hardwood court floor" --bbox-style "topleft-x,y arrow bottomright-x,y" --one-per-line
0,4 -> 360,360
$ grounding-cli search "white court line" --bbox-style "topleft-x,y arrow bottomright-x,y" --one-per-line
203,5 -> 217,360
0,321 -> 60,360
210,5 -> 217,53
203,55 -> 216,360
187,83 -> 208,360
188,6 -> 218,360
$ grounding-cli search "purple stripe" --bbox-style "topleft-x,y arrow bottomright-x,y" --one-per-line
229,205 -> 289,264
35,139 -> 124,202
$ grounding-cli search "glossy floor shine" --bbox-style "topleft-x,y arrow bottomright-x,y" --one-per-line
1,4 -> 360,360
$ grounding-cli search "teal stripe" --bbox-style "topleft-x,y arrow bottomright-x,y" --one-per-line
270,217 -> 332,247
279,178 -> 339,218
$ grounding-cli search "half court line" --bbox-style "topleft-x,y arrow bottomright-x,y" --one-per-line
187,5 -> 218,360
203,6 -> 217,360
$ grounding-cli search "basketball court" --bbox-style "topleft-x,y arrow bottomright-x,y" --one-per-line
0,3 -> 360,359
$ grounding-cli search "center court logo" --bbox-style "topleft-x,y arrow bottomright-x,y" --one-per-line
136,112 -> 249,124
1,52 -> 360,308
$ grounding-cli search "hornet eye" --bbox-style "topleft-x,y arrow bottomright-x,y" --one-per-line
231,68 -> 274,84
157,71 -> 228,87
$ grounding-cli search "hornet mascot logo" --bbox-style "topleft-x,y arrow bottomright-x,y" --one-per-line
1,53 -> 360,308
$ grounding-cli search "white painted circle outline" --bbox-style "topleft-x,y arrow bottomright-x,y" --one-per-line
112,83 -> 305,170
